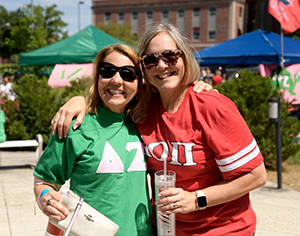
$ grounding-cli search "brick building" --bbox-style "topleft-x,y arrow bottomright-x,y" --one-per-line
92,0 -> 247,50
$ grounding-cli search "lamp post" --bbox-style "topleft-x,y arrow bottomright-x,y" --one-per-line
78,1 -> 85,32
269,97 -> 282,189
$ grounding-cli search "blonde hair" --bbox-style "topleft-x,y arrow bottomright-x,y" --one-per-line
134,23 -> 200,123
85,44 -> 143,119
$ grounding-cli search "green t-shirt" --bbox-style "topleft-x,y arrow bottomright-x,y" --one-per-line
34,107 -> 152,236
0,109 -> 6,143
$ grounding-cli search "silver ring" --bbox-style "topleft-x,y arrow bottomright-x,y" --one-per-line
173,202 -> 178,209
46,198 -> 52,206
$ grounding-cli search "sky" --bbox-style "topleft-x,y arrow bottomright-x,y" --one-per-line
2,0 -> 92,36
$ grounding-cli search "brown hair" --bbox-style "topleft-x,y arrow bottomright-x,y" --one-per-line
85,44 -> 143,119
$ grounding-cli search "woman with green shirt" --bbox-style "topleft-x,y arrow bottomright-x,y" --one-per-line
33,44 -> 152,236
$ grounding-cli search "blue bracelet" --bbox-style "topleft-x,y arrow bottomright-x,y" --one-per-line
39,189 -> 49,202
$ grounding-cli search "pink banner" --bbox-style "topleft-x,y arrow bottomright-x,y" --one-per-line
48,64 -> 93,88
259,63 -> 300,104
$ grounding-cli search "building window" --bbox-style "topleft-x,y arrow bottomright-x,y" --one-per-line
162,9 -> 169,24
118,12 -> 124,24
146,10 -> 153,31
238,7 -> 243,35
131,11 -> 138,34
209,31 -> 216,40
177,9 -> 185,33
193,27 -> 200,40
208,6 -> 216,40
105,12 -> 111,24
192,8 -> 200,41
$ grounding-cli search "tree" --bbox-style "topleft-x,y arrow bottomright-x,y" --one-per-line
2,75 -> 88,145
98,22 -> 139,47
0,4 -> 67,62
41,4 -> 68,43
0,6 -> 14,58
217,69 -> 300,170
287,28 -> 300,40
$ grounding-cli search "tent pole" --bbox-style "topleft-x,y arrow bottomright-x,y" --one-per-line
280,27 -> 285,73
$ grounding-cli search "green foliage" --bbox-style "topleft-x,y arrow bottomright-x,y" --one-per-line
2,75 -> 90,145
1,74 -> 87,145
2,75 -> 59,144
0,64 -> 19,78
42,4 -> 68,42
286,28 -> 300,40
217,69 -> 300,169
0,4 -> 67,62
287,148 -> 300,165
98,22 -> 139,47
0,6 -> 13,58
58,77 -> 90,105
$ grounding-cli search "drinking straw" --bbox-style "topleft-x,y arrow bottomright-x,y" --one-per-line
164,158 -> 167,189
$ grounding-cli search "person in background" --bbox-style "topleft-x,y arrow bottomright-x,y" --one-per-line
0,105 -> 6,142
50,24 -> 265,236
206,67 -> 214,80
199,68 -> 212,85
211,69 -> 224,86
33,44 -> 153,236
0,73 -> 16,101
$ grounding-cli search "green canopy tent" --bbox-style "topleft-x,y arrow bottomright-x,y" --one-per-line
19,25 -> 137,66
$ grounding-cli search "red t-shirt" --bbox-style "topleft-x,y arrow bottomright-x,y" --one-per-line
212,75 -> 223,86
136,86 -> 263,235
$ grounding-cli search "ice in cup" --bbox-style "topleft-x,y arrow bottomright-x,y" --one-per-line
155,170 -> 176,236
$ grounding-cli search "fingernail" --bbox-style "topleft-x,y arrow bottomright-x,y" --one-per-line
52,131 -> 55,135
73,125 -> 78,131
59,135 -> 62,139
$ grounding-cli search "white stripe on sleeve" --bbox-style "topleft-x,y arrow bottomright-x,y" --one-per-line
215,138 -> 261,173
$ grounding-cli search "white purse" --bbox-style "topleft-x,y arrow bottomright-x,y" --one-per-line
49,189 -> 119,236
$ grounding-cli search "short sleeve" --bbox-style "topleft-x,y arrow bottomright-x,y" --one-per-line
203,96 -> 263,180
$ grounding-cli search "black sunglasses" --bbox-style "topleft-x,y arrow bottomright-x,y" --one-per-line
98,62 -> 141,82
141,49 -> 183,69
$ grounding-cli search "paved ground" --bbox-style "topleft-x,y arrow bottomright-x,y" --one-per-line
0,151 -> 300,236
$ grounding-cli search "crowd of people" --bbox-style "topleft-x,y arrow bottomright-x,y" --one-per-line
199,67 -> 226,87
199,67 -> 226,86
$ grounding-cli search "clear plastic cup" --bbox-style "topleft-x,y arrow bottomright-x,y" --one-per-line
155,170 -> 176,236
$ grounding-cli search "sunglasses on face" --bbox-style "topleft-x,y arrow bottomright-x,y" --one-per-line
141,49 -> 183,69
98,62 -> 140,82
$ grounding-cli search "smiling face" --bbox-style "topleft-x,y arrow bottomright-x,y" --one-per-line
143,32 -> 185,94
98,51 -> 139,113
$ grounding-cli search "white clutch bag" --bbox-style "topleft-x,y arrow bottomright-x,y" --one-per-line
49,189 -> 119,236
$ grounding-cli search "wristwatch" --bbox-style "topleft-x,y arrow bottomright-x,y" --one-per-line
196,190 -> 207,210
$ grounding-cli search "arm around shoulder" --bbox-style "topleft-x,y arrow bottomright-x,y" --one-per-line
51,96 -> 87,139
